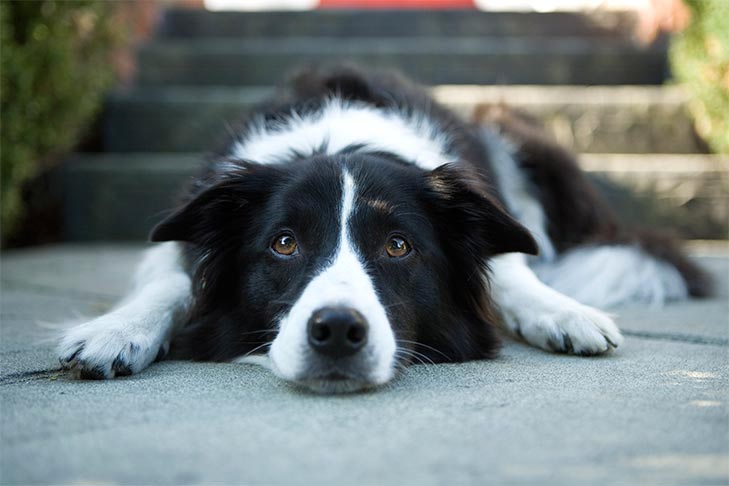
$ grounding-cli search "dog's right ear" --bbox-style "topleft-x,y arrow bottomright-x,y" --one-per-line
423,163 -> 539,258
150,163 -> 281,244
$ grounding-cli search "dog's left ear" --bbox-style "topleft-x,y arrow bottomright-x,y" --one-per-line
150,163 -> 281,244
424,163 -> 539,257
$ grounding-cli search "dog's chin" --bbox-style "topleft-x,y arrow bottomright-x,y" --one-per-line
295,372 -> 380,394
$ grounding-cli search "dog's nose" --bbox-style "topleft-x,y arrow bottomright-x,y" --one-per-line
307,307 -> 368,358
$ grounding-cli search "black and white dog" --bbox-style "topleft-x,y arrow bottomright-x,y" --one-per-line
59,66 -> 709,393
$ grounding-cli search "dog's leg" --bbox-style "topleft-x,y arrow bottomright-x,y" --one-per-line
58,242 -> 191,378
489,253 -> 623,355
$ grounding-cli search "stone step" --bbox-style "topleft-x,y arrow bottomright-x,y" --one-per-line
58,153 -> 727,241
104,85 -> 704,154
59,154 -> 200,242
158,9 -> 640,39
581,154 -> 728,241
134,37 -> 667,86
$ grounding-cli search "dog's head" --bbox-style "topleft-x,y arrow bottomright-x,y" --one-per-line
151,153 -> 537,393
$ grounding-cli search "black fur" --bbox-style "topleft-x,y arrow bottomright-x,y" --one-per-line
151,65 -> 539,368
152,151 -> 535,365
150,64 -> 709,381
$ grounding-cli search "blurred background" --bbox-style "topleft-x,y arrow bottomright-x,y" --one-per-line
1,0 -> 727,248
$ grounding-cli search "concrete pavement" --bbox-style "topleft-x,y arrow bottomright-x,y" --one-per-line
1,244 -> 727,484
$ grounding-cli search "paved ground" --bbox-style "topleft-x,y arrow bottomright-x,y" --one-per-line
1,244 -> 727,484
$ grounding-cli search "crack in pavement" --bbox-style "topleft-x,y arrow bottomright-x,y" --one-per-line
0,368 -> 64,386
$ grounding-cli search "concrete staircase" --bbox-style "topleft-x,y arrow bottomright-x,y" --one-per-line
61,8 -> 728,241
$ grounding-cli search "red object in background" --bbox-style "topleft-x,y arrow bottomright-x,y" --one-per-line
319,0 -> 476,8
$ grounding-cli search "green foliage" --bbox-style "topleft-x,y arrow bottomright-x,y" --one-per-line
1,0 -> 127,243
670,0 -> 729,154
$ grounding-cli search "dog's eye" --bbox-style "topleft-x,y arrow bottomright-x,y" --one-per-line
386,236 -> 411,258
272,234 -> 298,256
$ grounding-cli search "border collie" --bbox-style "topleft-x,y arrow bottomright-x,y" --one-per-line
58,66 -> 710,393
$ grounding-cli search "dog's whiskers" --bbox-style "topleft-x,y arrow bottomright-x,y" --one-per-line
407,351 -> 436,366
394,350 -> 420,367
383,300 -> 410,309
242,341 -> 273,358
238,329 -> 277,337
396,339 -> 450,362
394,347 -> 436,366
391,357 -> 411,375
268,299 -> 296,308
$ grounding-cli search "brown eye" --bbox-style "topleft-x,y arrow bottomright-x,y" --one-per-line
386,236 -> 411,258
272,234 -> 298,256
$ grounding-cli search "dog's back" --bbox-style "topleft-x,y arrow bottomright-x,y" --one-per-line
476,104 -> 711,307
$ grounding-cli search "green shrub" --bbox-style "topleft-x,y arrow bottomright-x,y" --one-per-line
670,0 -> 729,154
1,0 -> 127,244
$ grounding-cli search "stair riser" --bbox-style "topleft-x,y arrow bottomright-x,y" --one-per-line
159,10 -> 640,39
104,91 -> 702,154
135,45 -> 667,86
59,155 -> 728,241
60,157 -> 199,242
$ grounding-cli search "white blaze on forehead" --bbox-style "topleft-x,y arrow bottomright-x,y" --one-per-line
340,171 -> 356,232
269,169 -> 397,384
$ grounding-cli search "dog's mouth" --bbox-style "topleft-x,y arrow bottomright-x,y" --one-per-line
296,376 -> 375,394
295,369 -> 380,394
318,371 -> 351,381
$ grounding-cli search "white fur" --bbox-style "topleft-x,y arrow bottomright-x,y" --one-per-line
483,130 -> 623,353
532,245 -> 688,308
490,253 -> 623,354
483,127 -> 556,262
232,98 -> 454,171
58,242 -> 191,378
57,94 -> 643,384
269,171 -> 396,384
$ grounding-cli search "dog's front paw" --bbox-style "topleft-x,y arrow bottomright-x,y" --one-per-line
58,314 -> 166,379
503,303 -> 623,356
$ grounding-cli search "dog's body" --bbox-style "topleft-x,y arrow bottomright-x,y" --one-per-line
59,67 -> 709,393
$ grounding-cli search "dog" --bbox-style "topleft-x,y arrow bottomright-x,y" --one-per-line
58,66 -> 710,393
